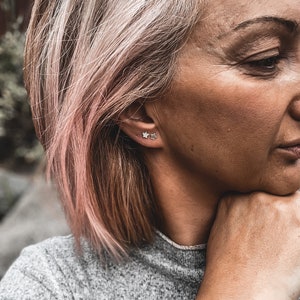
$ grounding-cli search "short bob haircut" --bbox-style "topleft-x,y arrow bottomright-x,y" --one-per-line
24,0 -> 201,259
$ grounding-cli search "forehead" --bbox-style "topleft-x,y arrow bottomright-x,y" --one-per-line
198,0 -> 300,37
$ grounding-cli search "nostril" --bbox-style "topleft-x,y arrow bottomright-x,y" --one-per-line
289,99 -> 300,121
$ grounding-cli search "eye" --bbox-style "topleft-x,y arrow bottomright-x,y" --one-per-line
246,55 -> 282,71
240,52 -> 285,78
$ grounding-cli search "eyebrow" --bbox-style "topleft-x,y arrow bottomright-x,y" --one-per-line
233,16 -> 298,33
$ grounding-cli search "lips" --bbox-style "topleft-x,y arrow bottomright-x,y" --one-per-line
278,141 -> 300,159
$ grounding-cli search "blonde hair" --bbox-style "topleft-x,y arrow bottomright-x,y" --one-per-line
24,0 -> 201,259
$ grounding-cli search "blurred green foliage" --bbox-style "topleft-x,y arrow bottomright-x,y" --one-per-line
0,19 -> 43,171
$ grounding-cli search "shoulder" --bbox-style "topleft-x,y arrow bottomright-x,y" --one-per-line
0,235 -> 99,299
0,233 -> 205,299
20,234 -> 95,268
11,235 -> 94,277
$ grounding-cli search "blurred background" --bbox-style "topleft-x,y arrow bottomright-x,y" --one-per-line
0,0 -> 69,279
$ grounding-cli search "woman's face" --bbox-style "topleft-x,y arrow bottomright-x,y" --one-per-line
153,0 -> 300,195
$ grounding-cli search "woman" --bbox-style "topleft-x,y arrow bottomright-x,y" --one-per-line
1,0 -> 300,298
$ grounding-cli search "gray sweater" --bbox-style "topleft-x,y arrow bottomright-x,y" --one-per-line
0,232 -> 206,299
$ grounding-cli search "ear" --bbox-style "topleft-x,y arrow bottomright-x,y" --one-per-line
119,102 -> 162,148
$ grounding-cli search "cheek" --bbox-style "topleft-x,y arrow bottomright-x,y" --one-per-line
170,79 -> 282,145
156,50 -> 299,192
159,78 -> 285,184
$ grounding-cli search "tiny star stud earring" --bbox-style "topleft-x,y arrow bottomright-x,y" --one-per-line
142,131 -> 157,140
142,132 -> 150,139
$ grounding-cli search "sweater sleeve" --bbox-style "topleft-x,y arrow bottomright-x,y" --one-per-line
0,244 -> 68,300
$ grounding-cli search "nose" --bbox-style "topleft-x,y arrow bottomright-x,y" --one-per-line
289,99 -> 300,121
288,63 -> 300,121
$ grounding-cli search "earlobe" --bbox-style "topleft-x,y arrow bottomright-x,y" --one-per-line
118,103 -> 162,148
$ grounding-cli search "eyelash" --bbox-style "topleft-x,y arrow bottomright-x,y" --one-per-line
246,55 -> 282,71
239,52 -> 286,77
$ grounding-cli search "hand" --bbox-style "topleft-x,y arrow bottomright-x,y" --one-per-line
196,191 -> 300,300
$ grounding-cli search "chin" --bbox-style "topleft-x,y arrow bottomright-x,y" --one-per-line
253,164 -> 300,196
261,179 -> 300,196
234,174 -> 300,196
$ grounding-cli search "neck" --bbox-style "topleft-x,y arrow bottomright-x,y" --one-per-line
147,152 -> 224,246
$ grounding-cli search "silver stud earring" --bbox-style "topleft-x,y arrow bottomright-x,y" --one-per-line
142,131 -> 157,140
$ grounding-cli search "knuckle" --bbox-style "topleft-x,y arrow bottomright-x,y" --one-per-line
249,191 -> 269,203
